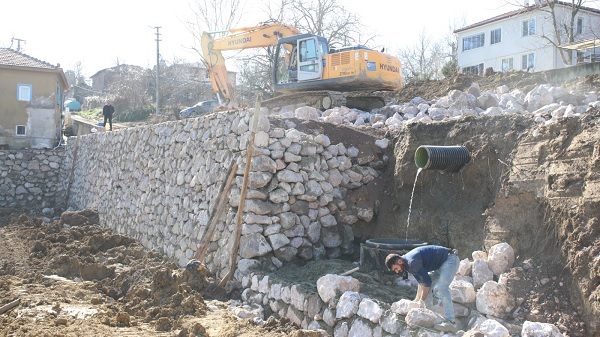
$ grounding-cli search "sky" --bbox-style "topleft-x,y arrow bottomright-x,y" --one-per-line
1,0 -> 598,78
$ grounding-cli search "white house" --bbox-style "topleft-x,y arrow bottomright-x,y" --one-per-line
454,0 -> 600,75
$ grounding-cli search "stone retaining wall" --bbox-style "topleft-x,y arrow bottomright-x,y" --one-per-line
62,109 -> 386,281
238,242 -> 556,336
0,149 -> 65,210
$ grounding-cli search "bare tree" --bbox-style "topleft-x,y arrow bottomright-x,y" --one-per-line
289,0 -> 372,48
185,0 -> 246,57
442,18 -> 468,78
104,65 -> 153,121
398,30 -> 446,82
509,0 -> 595,65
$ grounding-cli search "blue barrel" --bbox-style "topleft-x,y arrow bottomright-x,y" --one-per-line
415,145 -> 470,173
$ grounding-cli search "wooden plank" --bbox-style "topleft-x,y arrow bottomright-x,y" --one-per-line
218,96 -> 262,288
0,299 -> 20,315
339,267 -> 360,276
194,159 -> 237,262
63,124 -> 83,207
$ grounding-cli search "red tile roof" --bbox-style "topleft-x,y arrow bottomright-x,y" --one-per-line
0,48 -> 58,69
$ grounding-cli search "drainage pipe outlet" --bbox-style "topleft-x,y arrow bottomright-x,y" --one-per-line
414,145 -> 471,173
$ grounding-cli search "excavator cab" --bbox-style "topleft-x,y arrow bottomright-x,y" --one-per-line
274,34 -> 329,85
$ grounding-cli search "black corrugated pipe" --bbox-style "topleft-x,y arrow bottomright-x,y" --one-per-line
414,145 -> 471,173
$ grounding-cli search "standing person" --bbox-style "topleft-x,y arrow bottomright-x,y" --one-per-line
102,103 -> 114,131
385,245 -> 459,328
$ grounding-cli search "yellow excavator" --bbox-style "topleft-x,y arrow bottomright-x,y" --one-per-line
201,20 -> 403,111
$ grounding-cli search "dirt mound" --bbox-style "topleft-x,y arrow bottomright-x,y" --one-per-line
0,210 -> 313,336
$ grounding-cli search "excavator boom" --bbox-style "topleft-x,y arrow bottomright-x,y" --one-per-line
201,21 -> 301,104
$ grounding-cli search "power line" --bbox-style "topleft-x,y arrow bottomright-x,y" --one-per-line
152,26 -> 161,115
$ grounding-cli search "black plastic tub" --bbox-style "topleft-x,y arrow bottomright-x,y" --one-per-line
360,239 -> 427,272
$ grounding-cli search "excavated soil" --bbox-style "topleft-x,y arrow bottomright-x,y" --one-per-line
0,211 -> 316,337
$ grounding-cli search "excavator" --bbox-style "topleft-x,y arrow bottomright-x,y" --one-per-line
200,20 -> 403,111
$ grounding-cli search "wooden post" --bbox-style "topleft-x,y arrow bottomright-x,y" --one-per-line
63,124 -> 83,207
194,159 -> 237,262
218,96 -> 262,287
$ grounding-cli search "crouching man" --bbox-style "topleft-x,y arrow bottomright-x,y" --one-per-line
385,245 -> 459,326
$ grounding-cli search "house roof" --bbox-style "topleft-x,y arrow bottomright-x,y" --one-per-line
454,1 -> 600,33
0,48 -> 58,69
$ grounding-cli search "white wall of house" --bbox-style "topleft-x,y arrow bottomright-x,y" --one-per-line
456,4 -> 600,74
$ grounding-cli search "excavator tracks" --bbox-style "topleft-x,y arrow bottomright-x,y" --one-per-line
261,91 -> 386,112
262,91 -> 346,111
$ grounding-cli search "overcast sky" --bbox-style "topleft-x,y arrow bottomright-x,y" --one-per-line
1,0 -> 598,77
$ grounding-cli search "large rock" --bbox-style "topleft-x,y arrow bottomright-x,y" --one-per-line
390,299 -> 424,315
472,258 -> 494,289
487,242 -> 515,276
521,321 -> 565,337
316,274 -> 360,303
239,233 -> 273,258
479,319 -> 510,337
476,281 -> 515,318
404,307 -> 439,329
450,279 -> 476,304
336,291 -> 362,318
357,298 -> 384,323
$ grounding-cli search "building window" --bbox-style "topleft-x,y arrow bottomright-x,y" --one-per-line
522,19 -> 536,36
502,58 -> 514,71
16,125 -> 26,136
576,17 -> 583,34
462,33 -> 485,51
17,84 -> 32,101
522,53 -> 535,70
491,28 -> 502,44
462,63 -> 484,75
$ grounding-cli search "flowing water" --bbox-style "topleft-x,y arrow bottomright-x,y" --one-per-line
406,168 -> 422,240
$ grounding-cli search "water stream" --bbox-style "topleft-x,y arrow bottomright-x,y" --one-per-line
406,168 -> 422,240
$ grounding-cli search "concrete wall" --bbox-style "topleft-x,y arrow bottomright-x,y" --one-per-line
545,61 -> 600,83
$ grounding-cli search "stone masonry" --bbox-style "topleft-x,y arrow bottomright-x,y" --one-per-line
60,109 -> 385,282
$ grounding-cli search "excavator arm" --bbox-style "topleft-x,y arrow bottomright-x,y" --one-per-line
200,21 -> 301,105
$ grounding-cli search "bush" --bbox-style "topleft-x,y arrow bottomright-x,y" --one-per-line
442,60 -> 458,78
114,106 -> 154,122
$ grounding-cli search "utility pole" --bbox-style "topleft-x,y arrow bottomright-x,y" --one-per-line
11,37 -> 26,52
152,26 -> 161,115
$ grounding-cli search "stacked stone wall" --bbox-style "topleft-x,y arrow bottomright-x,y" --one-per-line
63,109 -> 385,281
0,149 -> 65,210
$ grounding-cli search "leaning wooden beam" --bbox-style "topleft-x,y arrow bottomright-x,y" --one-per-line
0,298 -> 20,315
340,267 -> 360,276
194,159 -> 237,262
218,96 -> 262,288
63,124 -> 83,207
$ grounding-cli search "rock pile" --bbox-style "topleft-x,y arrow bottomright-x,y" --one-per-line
234,242 -> 566,337
278,83 -> 599,129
